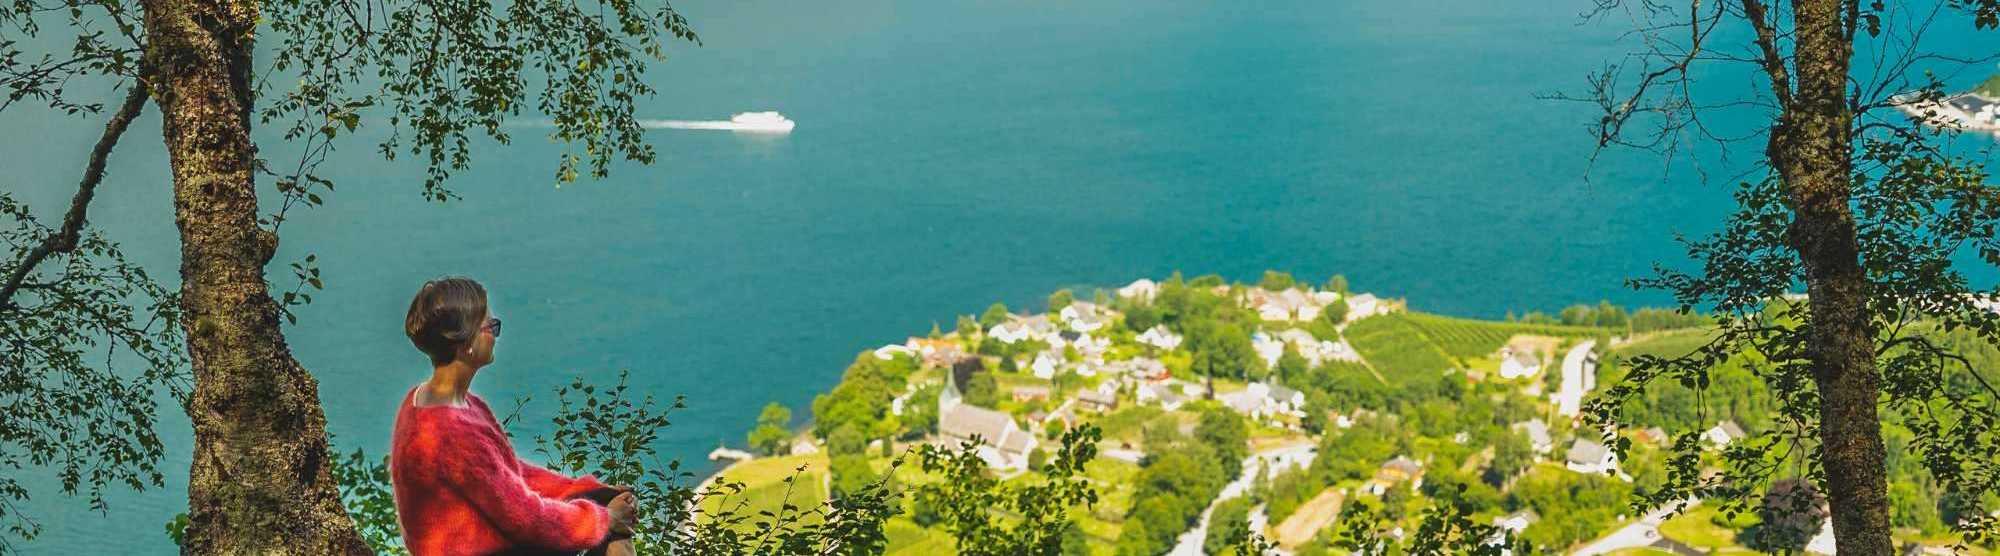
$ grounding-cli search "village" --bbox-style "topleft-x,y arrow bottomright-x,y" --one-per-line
704,273 -> 1960,556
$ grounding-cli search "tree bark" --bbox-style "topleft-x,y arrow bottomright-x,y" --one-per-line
1770,0 -> 1895,553
140,0 -> 370,553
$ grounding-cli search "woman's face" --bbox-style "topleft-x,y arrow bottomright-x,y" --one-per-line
461,309 -> 500,368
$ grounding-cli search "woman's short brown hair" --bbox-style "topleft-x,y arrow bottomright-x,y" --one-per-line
405,277 -> 488,365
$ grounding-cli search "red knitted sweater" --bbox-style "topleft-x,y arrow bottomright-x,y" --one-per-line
390,387 -> 612,556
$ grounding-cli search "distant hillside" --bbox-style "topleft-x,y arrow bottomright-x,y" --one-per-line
1980,73 -> 2000,97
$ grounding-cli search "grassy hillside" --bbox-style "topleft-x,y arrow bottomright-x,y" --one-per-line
1346,312 -> 1613,379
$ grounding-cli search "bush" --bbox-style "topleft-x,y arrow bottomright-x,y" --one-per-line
330,371 -> 1102,555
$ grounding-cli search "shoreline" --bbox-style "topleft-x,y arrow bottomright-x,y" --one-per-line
1895,92 -> 2000,136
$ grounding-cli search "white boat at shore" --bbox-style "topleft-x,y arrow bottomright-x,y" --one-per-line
641,111 -> 796,134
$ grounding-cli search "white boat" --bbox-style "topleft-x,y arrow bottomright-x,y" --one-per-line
726,111 -> 796,133
641,111 -> 796,133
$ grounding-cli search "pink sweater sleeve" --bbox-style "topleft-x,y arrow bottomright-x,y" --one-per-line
437,415 -> 610,551
519,460 -> 613,500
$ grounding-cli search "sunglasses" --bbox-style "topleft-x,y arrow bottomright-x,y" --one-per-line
482,317 -> 502,338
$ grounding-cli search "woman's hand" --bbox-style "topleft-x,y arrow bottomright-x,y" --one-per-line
607,491 -> 639,535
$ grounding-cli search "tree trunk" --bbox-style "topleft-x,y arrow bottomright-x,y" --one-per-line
141,0 -> 371,553
1772,0 -> 1895,553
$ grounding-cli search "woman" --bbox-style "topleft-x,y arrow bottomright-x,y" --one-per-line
391,277 -> 638,556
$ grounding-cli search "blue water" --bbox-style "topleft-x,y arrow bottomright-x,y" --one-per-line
4,0 -> 1993,552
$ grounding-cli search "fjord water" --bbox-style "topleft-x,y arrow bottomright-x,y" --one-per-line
4,0 -> 1992,552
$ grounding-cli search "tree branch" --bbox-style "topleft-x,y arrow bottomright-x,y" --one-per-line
1739,0 -> 1795,109
0,82 -> 148,310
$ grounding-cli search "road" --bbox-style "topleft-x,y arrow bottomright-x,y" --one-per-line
1167,442 -> 1317,556
1556,340 -> 1597,418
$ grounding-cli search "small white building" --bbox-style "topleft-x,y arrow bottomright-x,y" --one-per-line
1059,303 -> 1109,333
1137,325 -> 1183,351
1118,278 -> 1158,302
1512,419 -> 1553,455
1344,293 -> 1385,322
1365,456 -> 1425,496
1704,420 -> 1747,448
1136,382 -> 1187,411
1218,381 -> 1305,420
1492,509 -> 1537,535
1497,347 -> 1542,380
1031,351 -> 1061,379
1251,331 -> 1286,368
1248,288 -> 1328,322
1565,439 -> 1618,475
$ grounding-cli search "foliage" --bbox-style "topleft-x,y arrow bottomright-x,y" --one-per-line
1189,321 -> 1261,380
1571,0 -> 2000,549
0,194 -> 189,547
1275,345 -> 1311,385
1324,274 -> 1349,295
812,354 -> 906,441
1978,72 -> 2000,97
1744,478 -> 1827,553
1114,432 -> 1229,555
1259,270 -> 1296,291
1048,289 -> 1074,314
327,371 -> 1112,555
980,303 -> 1011,329
1588,144 -> 2000,545
332,448 -> 409,555
749,402 -> 794,456
829,454 -> 881,499
1320,298 -> 1349,329
1202,496 -> 1253,555
1194,409 -> 1250,478
1405,483 -> 1525,555
912,425 -> 1101,556
898,384 -> 942,440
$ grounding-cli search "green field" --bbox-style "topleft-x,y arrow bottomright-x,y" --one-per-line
1345,312 -> 1611,380
1658,504 -> 1744,550
884,517 -> 957,555
1345,315 -> 1455,379
1398,312 -> 1608,358
697,453 -> 831,527
1609,328 -> 1717,362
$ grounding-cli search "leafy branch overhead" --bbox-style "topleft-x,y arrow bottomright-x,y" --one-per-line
260,0 -> 701,201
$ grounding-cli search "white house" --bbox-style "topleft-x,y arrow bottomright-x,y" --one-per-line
994,315 -> 1062,345
1136,382 -> 1187,410
1031,351 -> 1061,380
1492,510 -> 1537,535
1497,347 -> 1542,380
1344,293 -> 1384,322
1251,331 -> 1286,367
1059,303 -> 1109,333
1104,357 -> 1169,381
1137,325 -> 1183,351
1218,381 -> 1305,420
1512,419 -> 1554,455
1118,278 -> 1158,302
1704,420 -> 1746,448
989,321 -> 1032,344
1071,333 -> 1111,359
1565,439 -> 1618,475
1248,288 -> 1328,322
1365,456 -> 1425,496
